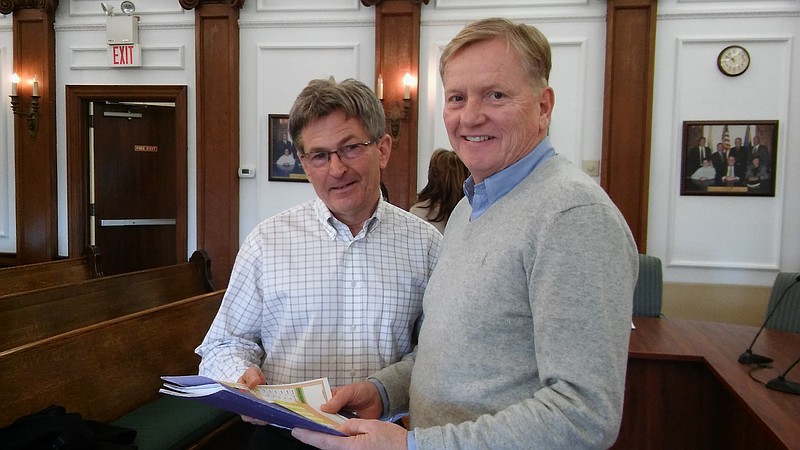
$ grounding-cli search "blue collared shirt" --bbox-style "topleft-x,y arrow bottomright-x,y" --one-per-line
464,137 -> 556,221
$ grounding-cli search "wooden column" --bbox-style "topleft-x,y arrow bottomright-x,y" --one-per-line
180,0 -> 243,286
601,0 -> 657,252
0,1 -> 59,264
363,0 -> 427,210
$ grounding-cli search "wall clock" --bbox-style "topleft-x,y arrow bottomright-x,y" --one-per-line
717,45 -> 750,77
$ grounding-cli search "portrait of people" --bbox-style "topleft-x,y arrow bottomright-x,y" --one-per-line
268,114 -> 308,182
681,121 -> 778,197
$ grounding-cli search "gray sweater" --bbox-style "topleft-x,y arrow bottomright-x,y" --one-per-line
373,156 -> 638,449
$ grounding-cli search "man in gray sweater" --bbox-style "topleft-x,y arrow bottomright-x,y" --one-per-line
294,17 -> 639,450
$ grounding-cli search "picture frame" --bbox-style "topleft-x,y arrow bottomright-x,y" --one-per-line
268,114 -> 307,182
680,120 -> 778,197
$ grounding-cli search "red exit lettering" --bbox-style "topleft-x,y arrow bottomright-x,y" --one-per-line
112,45 -> 134,65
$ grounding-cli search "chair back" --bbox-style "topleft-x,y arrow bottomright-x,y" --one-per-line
632,254 -> 663,317
764,272 -> 800,333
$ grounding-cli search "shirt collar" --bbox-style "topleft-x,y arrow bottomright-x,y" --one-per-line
314,197 -> 381,241
464,137 -> 556,220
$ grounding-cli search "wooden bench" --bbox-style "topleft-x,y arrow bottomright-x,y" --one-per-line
0,245 -> 103,297
0,250 -> 215,353
0,290 -> 237,449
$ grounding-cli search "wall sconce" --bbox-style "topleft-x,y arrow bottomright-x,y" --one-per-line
379,72 -> 415,140
9,73 -> 40,139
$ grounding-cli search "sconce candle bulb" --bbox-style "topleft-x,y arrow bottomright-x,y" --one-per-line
402,73 -> 414,100
376,74 -> 383,100
32,76 -> 38,97
10,73 -> 19,96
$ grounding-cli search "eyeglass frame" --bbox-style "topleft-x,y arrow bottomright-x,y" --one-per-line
299,140 -> 375,168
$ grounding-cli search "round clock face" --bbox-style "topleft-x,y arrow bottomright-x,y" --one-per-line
717,45 -> 750,77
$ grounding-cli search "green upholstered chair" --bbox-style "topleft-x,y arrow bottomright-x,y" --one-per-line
632,254 -> 663,318
764,272 -> 800,333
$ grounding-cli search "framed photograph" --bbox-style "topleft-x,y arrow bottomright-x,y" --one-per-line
268,114 -> 307,182
680,120 -> 778,197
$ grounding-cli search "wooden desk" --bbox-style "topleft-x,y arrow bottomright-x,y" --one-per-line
612,318 -> 800,450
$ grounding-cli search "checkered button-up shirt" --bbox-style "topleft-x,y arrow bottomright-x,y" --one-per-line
197,198 -> 441,387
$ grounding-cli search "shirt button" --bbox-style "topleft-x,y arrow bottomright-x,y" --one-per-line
351,325 -> 357,331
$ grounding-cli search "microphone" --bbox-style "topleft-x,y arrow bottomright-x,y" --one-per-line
766,354 -> 800,395
738,274 -> 800,365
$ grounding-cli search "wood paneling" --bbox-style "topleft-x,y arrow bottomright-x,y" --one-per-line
191,2 -> 242,287
12,6 -> 57,264
371,0 -> 425,210
602,0 -> 657,252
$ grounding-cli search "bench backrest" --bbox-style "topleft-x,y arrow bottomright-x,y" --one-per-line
0,289 -> 224,427
0,250 -> 214,352
0,246 -> 103,297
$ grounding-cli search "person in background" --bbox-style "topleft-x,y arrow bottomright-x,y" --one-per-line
690,157 -> 716,181
409,148 -> 470,233
686,136 -> 712,176
745,155 -> 770,184
293,17 -> 638,450
711,142 -> 728,181
721,154 -> 743,183
195,77 -> 442,449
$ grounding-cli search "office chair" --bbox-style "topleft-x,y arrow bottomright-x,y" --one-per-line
632,254 -> 663,317
764,272 -> 800,333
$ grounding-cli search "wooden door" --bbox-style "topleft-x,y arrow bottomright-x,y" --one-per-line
92,101 -> 177,275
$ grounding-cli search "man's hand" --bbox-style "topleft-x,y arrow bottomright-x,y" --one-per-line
292,419 -> 408,450
322,381 -> 383,420
237,367 -> 269,425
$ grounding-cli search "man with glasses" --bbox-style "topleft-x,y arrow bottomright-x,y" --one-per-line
196,78 -> 442,449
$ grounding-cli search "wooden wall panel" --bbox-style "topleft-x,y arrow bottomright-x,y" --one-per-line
192,2 -> 242,286
602,0 -> 657,252
12,6 -> 57,264
372,0 -> 424,210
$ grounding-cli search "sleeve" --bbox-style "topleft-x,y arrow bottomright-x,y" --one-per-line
195,233 -> 267,382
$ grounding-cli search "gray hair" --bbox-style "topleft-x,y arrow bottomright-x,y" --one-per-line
288,77 -> 386,154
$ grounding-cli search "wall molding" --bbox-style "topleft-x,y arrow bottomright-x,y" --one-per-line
68,45 -> 186,70
240,18 -> 374,28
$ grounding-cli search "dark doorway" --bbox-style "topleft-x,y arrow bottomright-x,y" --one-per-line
66,86 -> 188,272
91,101 -> 177,275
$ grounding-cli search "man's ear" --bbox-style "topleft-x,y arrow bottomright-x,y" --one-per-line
377,134 -> 393,170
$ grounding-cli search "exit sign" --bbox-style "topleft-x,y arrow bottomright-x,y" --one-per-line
108,44 -> 141,67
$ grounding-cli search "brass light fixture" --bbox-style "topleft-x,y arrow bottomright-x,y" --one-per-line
9,73 -> 40,139
378,72 -> 414,140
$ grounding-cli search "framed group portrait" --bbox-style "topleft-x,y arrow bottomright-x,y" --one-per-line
680,120 -> 778,197
268,114 -> 307,182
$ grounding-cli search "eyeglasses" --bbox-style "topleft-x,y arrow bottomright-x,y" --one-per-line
300,141 -> 373,168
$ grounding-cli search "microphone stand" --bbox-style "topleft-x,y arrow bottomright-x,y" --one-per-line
766,354 -> 800,395
738,276 -> 800,365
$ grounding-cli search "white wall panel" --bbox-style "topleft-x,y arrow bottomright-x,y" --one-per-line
650,9 -> 799,285
68,0 -> 186,18
435,0 -> 589,8
0,44 -> 12,248
238,14 -> 374,238
258,0 -> 362,12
